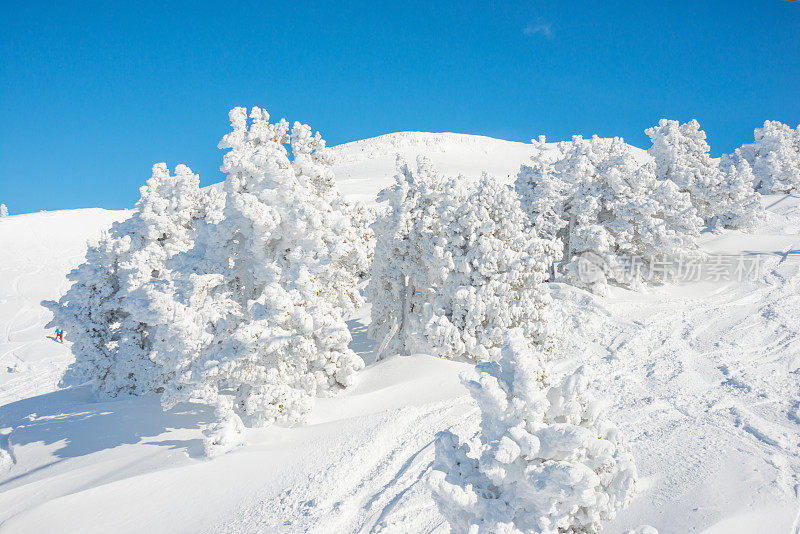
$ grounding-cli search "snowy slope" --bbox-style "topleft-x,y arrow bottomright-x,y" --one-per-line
0,209 -> 129,407
1,133 -> 799,534
576,196 -> 800,533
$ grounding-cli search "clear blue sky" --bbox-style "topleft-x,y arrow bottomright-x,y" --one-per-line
1,0 -> 798,214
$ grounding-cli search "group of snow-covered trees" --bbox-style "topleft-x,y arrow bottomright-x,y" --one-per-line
723,120 -> 800,194
48,110 -> 797,531
361,151 -> 639,531
48,107 -> 371,454
515,134 -> 703,293
646,119 -> 763,230
367,158 -> 558,362
0,204 -> 8,217
512,118 -> 781,293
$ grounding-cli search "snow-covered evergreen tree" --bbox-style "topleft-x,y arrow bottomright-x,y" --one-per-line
646,119 -> 723,223
46,232 -> 123,391
733,120 -> 800,194
430,330 -> 637,534
516,135 -> 702,293
289,121 -> 372,309
150,108 -> 365,453
368,158 -> 555,361
366,156 -> 450,357
0,204 -> 8,217
513,136 -> 568,247
717,155 -> 764,231
46,163 -> 213,396
348,200 -> 376,279
646,119 -> 761,229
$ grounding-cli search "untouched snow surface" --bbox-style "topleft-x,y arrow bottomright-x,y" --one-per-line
330,131 -> 649,206
331,132 -> 549,206
1,133 -> 799,533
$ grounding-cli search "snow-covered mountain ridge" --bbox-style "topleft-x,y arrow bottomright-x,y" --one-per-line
331,131 -> 551,206
333,131 -> 541,162
330,130 -> 649,206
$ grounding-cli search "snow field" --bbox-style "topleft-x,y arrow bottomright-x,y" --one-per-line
0,131 -> 799,533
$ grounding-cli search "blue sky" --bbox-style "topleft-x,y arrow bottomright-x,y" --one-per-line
1,0 -> 798,213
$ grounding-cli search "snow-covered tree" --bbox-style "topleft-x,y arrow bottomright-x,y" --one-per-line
348,201 -> 376,279
646,119 -> 724,223
430,330 -> 637,534
516,135 -> 702,293
513,136 -> 568,246
717,155 -> 764,231
289,121 -> 372,306
0,204 -> 8,217
646,119 -> 761,229
367,157 -> 556,361
366,156 -> 451,357
47,163 -> 214,396
149,108 -> 365,453
46,232 -> 123,391
732,120 -> 800,194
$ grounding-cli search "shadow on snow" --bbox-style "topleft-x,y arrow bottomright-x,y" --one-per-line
0,386 -> 212,468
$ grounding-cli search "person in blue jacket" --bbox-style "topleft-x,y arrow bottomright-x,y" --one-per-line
54,328 -> 63,343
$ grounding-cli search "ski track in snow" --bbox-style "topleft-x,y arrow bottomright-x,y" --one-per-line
596,218 -> 800,530
214,399 -> 477,534
605,271 -> 800,491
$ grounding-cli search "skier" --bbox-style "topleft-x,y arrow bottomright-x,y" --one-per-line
54,328 -> 63,343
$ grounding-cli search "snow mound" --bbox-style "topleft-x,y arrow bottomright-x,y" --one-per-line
334,131 -> 540,162
331,132 -> 553,206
